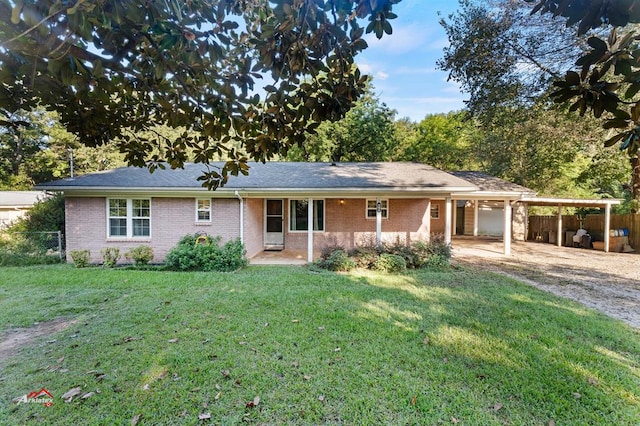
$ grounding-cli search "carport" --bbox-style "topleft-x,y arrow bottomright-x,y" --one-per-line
520,197 -> 622,253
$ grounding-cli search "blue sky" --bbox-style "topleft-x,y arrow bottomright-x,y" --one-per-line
356,0 -> 466,122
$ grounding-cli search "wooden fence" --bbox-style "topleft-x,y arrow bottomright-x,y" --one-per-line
529,214 -> 639,249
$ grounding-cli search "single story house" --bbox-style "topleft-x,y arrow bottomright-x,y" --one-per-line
0,191 -> 49,229
36,162 -> 542,263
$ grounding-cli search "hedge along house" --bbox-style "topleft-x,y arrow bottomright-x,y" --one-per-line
37,162 -> 538,264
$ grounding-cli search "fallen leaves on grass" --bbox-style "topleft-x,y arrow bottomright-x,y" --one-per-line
198,412 -> 211,420
246,395 -> 260,408
62,386 -> 82,402
81,392 -> 95,399
492,402 -> 503,411
131,414 -> 142,425
318,395 -> 325,402
168,338 -> 179,343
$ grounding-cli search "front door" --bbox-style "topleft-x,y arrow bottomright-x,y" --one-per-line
264,199 -> 284,247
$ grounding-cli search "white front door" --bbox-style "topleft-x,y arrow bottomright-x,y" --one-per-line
264,199 -> 284,246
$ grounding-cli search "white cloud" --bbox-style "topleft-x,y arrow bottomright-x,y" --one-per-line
376,71 -> 389,80
364,24 -> 430,54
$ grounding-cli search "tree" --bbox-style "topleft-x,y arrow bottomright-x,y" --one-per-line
287,80 -> 398,161
438,0 -> 590,121
397,111 -> 479,170
0,107 -> 126,189
527,0 -> 640,209
0,0 -> 399,188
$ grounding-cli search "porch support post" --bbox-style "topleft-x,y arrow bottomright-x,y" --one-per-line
473,200 -> 479,237
376,197 -> 382,247
307,197 -> 314,263
444,197 -> 452,245
557,205 -> 563,247
503,199 -> 512,255
452,200 -> 457,236
604,202 -> 611,253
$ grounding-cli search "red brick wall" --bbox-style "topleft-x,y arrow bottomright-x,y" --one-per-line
65,197 -> 240,264
283,198 -> 432,251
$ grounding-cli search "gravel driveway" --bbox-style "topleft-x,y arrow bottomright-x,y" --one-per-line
451,237 -> 640,328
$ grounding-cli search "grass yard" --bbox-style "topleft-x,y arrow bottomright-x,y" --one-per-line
0,265 -> 638,425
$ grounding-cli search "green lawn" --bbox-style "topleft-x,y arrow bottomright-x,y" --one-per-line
0,265 -> 638,425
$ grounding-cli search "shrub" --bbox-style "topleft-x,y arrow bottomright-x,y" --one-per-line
7,193 -> 65,252
0,233 -> 61,266
347,245 -> 380,269
101,247 -> 120,268
165,234 -> 248,272
374,253 -> 407,273
315,249 -> 355,272
125,245 -> 154,266
412,235 -> 452,269
70,249 -> 91,268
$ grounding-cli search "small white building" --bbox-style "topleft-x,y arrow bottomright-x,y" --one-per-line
0,191 -> 49,228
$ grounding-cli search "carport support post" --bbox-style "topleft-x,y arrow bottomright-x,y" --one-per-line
307,197 -> 314,263
473,200 -> 479,237
376,197 -> 382,247
444,197 -> 452,245
604,203 -> 611,253
503,199 -> 511,255
557,205 -> 563,247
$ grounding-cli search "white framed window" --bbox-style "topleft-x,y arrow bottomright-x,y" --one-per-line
107,198 -> 151,238
289,199 -> 324,232
430,204 -> 440,219
196,198 -> 212,222
366,199 -> 388,219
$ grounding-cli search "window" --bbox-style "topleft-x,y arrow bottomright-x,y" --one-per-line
196,199 -> 212,222
430,204 -> 440,219
107,198 -> 151,238
366,199 -> 388,219
289,199 -> 324,231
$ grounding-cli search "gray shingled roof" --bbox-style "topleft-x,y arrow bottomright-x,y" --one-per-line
449,171 -> 535,194
37,162 -> 478,192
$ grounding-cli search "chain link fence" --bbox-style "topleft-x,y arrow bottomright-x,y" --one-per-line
0,231 -> 64,266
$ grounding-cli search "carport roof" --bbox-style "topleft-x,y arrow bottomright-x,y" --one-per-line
520,196 -> 621,207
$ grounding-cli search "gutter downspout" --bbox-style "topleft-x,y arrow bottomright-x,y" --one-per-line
234,191 -> 244,244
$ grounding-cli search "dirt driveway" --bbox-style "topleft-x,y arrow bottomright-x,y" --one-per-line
451,237 -> 640,329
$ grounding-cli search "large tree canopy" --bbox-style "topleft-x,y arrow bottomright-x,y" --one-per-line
527,0 -> 640,207
439,0 -> 590,120
0,0 -> 398,188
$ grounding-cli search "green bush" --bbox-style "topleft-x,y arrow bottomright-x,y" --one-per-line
69,249 -> 91,268
313,236 -> 451,272
411,235 -> 452,269
125,245 -> 154,266
374,253 -> 407,273
165,234 -> 248,272
0,233 -> 61,266
7,193 -> 65,252
101,247 -> 120,268
315,249 -> 355,272
347,246 -> 381,269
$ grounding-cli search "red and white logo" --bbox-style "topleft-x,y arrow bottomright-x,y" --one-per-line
14,388 -> 54,407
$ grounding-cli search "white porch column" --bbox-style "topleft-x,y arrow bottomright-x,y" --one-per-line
473,200 -> 479,237
444,197 -> 452,245
307,197 -> 314,263
452,200 -> 458,236
503,199 -> 512,255
376,197 -> 382,247
604,202 -> 611,253
557,205 -> 563,247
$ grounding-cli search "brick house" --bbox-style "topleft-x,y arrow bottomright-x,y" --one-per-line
37,162 -> 538,263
